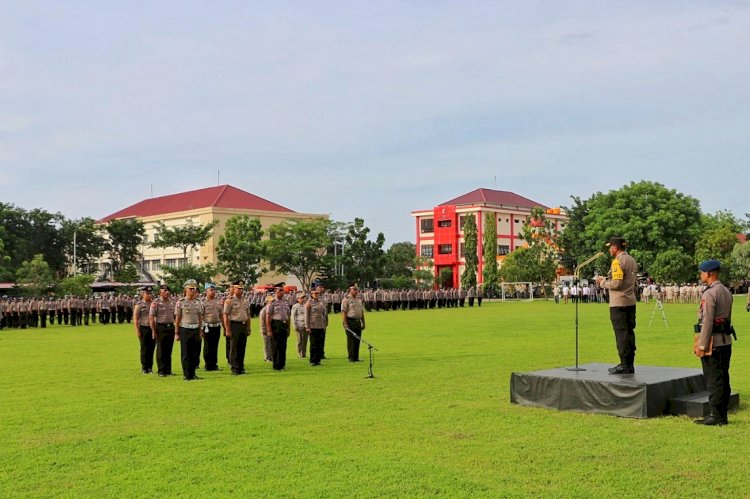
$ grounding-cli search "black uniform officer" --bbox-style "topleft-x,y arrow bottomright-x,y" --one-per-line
694,259 -> 735,426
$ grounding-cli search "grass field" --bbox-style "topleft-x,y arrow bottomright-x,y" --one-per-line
1,299 -> 749,498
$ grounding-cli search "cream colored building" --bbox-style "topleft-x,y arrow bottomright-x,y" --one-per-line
97,184 -> 326,288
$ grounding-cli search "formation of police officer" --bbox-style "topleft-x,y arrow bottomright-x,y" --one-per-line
266,286 -> 291,371
149,284 -> 177,377
0,294 -> 137,329
595,236 -> 638,375
693,259 -> 736,426
223,280 -> 251,375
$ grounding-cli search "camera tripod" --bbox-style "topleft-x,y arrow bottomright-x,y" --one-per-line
648,299 -> 668,328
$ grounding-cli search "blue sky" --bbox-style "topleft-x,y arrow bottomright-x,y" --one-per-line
1,1 -> 748,244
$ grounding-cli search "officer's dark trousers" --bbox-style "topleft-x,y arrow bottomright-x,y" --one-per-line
56,310 -> 62,324
477,297 -> 483,307
63,310 -> 69,325
155,324 -> 175,375
203,325 -> 221,370
229,321 -> 248,373
84,311 -> 89,326
179,327 -> 200,379
270,320 -> 289,370
345,319 -> 363,362
91,311 -> 96,323
309,328 -> 325,364
40,312 -> 47,328
610,305 -> 636,367
139,325 -> 155,371
701,344 -> 732,418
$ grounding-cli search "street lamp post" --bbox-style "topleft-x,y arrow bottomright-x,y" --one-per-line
73,226 -> 78,276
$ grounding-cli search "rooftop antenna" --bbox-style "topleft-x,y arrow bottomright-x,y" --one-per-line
218,170 -> 221,186
494,175 -> 497,185
150,184 -> 153,198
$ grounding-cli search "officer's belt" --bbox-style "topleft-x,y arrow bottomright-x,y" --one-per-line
156,322 -> 174,326
206,322 -> 222,327
230,320 -> 247,324
180,324 -> 200,329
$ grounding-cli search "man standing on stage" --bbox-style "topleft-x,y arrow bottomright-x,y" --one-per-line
595,236 -> 638,375
694,260 -> 734,425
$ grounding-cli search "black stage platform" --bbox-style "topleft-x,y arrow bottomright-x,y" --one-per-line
510,363 -> 709,419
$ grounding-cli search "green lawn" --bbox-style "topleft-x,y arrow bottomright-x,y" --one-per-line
1,299 -> 748,498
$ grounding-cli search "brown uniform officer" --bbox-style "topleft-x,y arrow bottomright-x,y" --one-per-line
175,279 -> 204,381
201,283 -> 223,371
133,286 -> 155,374
341,284 -> 366,362
150,284 -> 176,377
223,280 -> 251,375
266,286 -> 291,371
693,259 -> 734,426
596,236 -> 638,375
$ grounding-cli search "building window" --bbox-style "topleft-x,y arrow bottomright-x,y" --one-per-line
165,259 -> 178,268
420,245 -> 433,257
498,245 -> 510,256
437,220 -> 452,228
514,219 -> 520,224
438,244 -> 452,255
420,218 -> 434,233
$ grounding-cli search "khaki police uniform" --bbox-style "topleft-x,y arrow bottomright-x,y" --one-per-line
266,297 -> 291,370
305,296 -> 328,366
599,247 -> 638,372
176,296 -> 204,380
342,291 -> 365,362
223,292 -> 251,375
201,296 -> 223,371
134,297 -> 155,373
150,295 -> 176,376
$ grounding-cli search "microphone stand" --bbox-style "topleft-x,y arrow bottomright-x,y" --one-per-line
344,326 -> 379,378
566,251 -> 604,372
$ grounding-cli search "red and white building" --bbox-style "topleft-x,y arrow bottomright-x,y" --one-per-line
411,188 -> 568,288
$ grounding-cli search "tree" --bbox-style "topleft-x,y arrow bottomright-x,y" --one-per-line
648,249 -> 695,283
265,218 -> 337,291
413,257 -> 434,289
560,181 -> 703,278
151,219 -> 218,261
557,196 -> 589,272
61,218 -> 107,275
383,242 -> 417,278
438,267 -> 453,288
16,254 -> 54,296
216,215 -> 265,285
0,204 -> 67,277
512,207 -> 559,296
105,219 -> 146,276
59,274 -> 96,297
159,263 -> 218,293
461,214 -> 478,290
731,242 -> 750,281
0,236 -> 12,281
341,218 -> 385,287
695,227 -> 739,270
482,212 -> 499,294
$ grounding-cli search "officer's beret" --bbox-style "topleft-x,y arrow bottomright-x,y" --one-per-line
159,284 -> 171,291
606,236 -> 627,248
698,259 -> 721,272
204,283 -> 216,290
183,279 -> 198,289
232,280 -> 245,288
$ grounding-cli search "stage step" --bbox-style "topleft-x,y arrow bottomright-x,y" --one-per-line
669,391 -> 740,418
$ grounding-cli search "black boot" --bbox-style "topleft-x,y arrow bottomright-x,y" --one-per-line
694,409 -> 725,426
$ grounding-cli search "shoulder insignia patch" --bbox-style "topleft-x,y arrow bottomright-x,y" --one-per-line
611,259 -> 624,280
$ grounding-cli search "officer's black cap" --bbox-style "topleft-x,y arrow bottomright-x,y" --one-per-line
159,284 -> 171,291
141,286 -> 153,293
606,236 -> 626,248
232,280 -> 245,288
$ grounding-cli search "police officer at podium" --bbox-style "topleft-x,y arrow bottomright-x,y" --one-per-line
694,259 -> 734,426
595,236 -> 638,375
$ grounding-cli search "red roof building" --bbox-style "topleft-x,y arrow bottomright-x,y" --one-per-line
98,184 -> 293,223
411,188 -> 567,288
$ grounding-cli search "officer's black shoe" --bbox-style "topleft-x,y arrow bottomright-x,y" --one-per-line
158,373 -> 168,377
608,365 -> 634,375
193,376 -> 203,380
694,414 -> 725,426
141,369 -> 149,374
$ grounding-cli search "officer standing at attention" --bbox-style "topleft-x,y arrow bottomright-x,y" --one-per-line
223,280 -> 251,375
175,279 -> 204,381
341,284 -> 366,362
305,288 -> 328,366
133,286 -> 156,374
266,286 -> 291,371
150,284 -> 176,377
291,292 -> 308,358
596,236 -> 638,375
201,283 -> 223,371
694,259 -> 735,425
